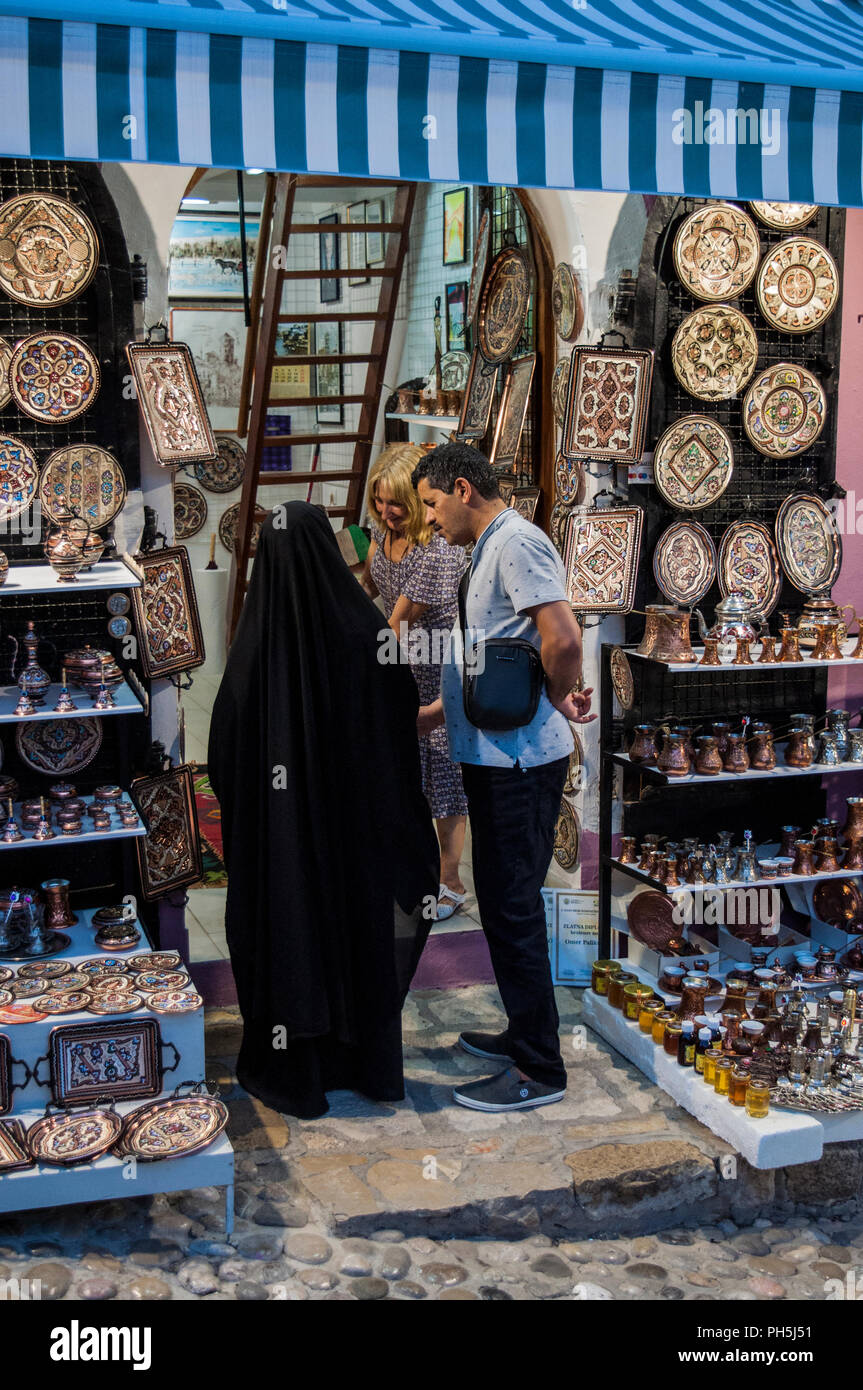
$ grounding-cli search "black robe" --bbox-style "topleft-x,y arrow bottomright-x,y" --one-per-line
208,502 -> 439,1118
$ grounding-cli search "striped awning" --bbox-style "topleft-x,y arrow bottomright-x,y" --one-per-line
3,0 -> 863,203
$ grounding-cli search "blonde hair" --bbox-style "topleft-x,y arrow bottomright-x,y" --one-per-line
366,443 -> 432,546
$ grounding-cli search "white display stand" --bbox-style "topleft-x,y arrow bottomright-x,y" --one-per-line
0,561 -> 140,595
0,680 -> 143,723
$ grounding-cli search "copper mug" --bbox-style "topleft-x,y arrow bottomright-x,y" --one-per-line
723,732 -> 750,774
750,727 -> 776,772
656,730 -> 691,778
812,617 -> 844,661
637,606 -> 694,663
695,735 -> 723,776
628,724 -> 658,765
785,726 -> 815,768
792,840 -> 816,875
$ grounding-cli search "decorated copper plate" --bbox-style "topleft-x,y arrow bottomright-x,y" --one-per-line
813,878 -> 863,930
194,437 -> 245,494
46,972 -> 91,992
88,991 -> 144,1015
9,333 -> 99,422
0,194 -> 98,305
549,502 -> 573,556
39,445 -> 126,529
553,799 -> 580,871
653,415 -> 734,510
477,247 -> 532,364
564,729 -> 584,795
0,989 -> 13,1007
32,991 -> 92,1015
0,337 -> 12,411
16,718 -> 103,775
756,237 -> 839,334
653,518 -> 717,607
552,262 -> 582,342
17,959 -> 71,980
219,502 -> 265,555
743,362 -> 826,458
466,209 -> 491,326
673,202 -> 760,302
27,1102 -> 122,1165
87,974 -> 136,996
174,482 -> 208,541
440,350 -> 470,391
120,1092 -> 227,1161
670,304 -> 758,401
775,493 -> 841,595
609,646 -> 634,710
750,201 -> 819,231
146,989 -> 203,1015
551,358 -> 570,427
133,970 -> 190,994
555,452 -> 584,506
128,951 -> 181,973
9,978 -> 49,1000
718,520 -> 782,618
0,434 -> 39,522
79,957 -> 130,976
626,890 -> 679,951
0,968 -> 12,986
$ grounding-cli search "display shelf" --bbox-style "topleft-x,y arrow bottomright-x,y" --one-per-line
0,562 -> 140,596
0,796 -> 146,852
385,412 -> 461,428
622,643 -> 863,673
608,855 -> 863,895
0,680 -> 143,724
608,750 -> 863,785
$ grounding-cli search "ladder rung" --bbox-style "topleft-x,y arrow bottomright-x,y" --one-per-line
278,268 -> 396,281
277,312 -> 387,323
268,353 -> 382,366
263,432 -> 365,446
287,222 -> 404,234
325,508 -> 352,517
257,469 -> 364,484
266,394 -> 367,408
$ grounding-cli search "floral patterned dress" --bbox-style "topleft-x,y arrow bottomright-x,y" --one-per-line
371,530 -> 469,819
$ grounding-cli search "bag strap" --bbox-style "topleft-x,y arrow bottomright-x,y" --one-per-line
457,564 -> 470,639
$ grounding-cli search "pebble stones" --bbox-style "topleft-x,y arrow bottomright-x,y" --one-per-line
349,1276 -> 389,1300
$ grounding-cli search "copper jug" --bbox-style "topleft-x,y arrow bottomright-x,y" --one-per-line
656,731 -> 691,778
723,976 -> 750,1019
677,974 -> 711,1021
638,844 -> 658,873
779,826 -> 800,858
723,733 -> 750,774
843,797 -> 863,845
637,605 -> 692,662
750,728 -> 776,771
814,837 -> 842,873
628,724 -> 658,765
843,840 -> 863,871
695,735 -> 723,776
792,840 -> 816,875
712,722 -> 732,759
785,726 -> 815,768
778,627 -> 801,663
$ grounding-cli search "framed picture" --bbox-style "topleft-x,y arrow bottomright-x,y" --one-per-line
132,764 -> 204,901
348,202 -> 369,286
510,487 -> 541,523
125,342 -> 218,468
319,212 -> 341,303
169,306 -> 248,433
271,322 -> 311,399
443,187 -> 468,265
314,321 -> 343,425
490,354 -> 536,469
168,216 -> 259,299
446,281 -> 469,352
366,199 -> 385,264
131,544 -> 206,678
456,348 -> 498,441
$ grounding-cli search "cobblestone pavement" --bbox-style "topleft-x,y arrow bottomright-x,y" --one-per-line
2,985 -> 862,1301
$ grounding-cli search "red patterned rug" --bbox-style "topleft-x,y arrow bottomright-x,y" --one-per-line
192,769 -> 227,888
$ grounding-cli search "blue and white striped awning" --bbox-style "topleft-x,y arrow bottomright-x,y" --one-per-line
3,0 -> 863,203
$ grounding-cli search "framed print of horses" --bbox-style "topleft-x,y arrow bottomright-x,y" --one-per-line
168,216 -> 259,299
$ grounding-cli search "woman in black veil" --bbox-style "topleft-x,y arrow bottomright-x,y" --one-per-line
208,502 -> 439,1119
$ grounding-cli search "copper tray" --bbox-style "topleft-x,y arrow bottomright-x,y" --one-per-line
750,201 -> 819,230
27,1098 -> 122,1165
9,332 -> 99,423
670,304 -> 758,402
743,362 -> 826,460
195,437 -> 246,494
609,647 -> 634,710
43,1018 -> 178,1104
39,445 -> 126,529
126,341 -> 218,468
117,1085 -> 227,1161
813,879 -> 863,931
0,1119 -> 32,1172
718,520 -> 783,619
0,932 -> 71,962
673,202 -> 760,301
551,358 -> 570,427
131,545 -> 205,679
477,247 -> 532,363
131,764 -> 203,901
653,518 -> 717,607
455,348 -> 498,441
627,891 -> 679,951
174,482 -> 208,541
466,208 -> 490,325
490,355 -> 535,470
756,237 -> 839,335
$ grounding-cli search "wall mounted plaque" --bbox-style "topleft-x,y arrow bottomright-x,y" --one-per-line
131,763 -> 203,900
551,262 -> 583,342
131,545 -> 205,679
477,247 -> 532,363
653,518 -> 717,607
490,355 -> 535,469
219,502 -> 266,556
44,1018 -> 177,1104
553,798 -> 580,870
718,520 -> 783,618
0,1033 -> 29,1115
0,193 -> 99,305
466,208 -> 490,325
173,482 -> 208,541
10,333 -> 99,423
670,304 -> 758,401
653,415 -> 734,510
742,362 -> 826,459
456,349 -> 498,440
0,435 -> 39,522
554,453 -> 584,506
775,492 -> 842,595
16,718 -> 103,775
195,437 -> 245,494
551,357 -> 570,427
750,201 -> 819,230
673,202 -> 760,301
549,503 -> 573,555
509,487 -> 540,523
39,445 -> 126,529
126,341 -> 218,468
609,646 -> 634,710
756,237 -> 839,334
562,347 -> 654,465
563,504 -> 644,614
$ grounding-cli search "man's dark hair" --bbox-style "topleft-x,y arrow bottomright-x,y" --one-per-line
411,442 -> 501,500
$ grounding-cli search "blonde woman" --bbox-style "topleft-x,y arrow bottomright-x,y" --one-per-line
363,446 -> 469,919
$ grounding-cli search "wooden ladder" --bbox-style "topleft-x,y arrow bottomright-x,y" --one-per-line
227,173 -> 416,643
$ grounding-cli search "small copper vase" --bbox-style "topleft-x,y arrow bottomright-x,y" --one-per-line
699,636 -> 722,667
628,724 -> 658,765
792,840 -> 816,875
619,835 -> 638,864
638,845 -> 658,873
785,727 -> 815,768
778,628 -> 801,663
733,637 -> 753,666
723,733 -> 750,774
750,729 -> 776,771
758,635 -> 778,664
662,856 -> 681,888
695,735 -> 723,776
779,826 -> 800,858
723,977 -> 750,1020
812,618 -> 844,661
843,797 -> 863,845
814,837 -> 842,873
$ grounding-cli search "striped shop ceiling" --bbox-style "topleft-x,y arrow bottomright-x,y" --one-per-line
1,0 -> 863,201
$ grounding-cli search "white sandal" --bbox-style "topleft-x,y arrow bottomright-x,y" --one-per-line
436,884 -> 467,921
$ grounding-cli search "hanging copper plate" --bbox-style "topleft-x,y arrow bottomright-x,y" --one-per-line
39,445 -> 126,529
750,201 -> 819,231
627,890 -> 679,951
219,502 -> 266,554
756,237 -> 839,335
16,718 -> 103,775
775,492 -> 841,595
0,193 -> 99,305
718,520 -> 782,618
743,362 -> 825,459
653,415 -> 734,511
551,357 -> 570,427
440,350 -> 470,391
477,247 -> 532,364
553,798 -> 580,870
9,333 -> 99,423
671,304 -> 758,401
653,518 -> 717,607
466,208 -> 490,325
0,434 -> 41,522
673,202 -> 760,302
0,337 -> 12,411
554,452 -> 584,506
549,502 -> 574,556
609,647 -> 634,710
552,262 -> 583,342
813,879 -> 863,931
195,437 -> 246,494
564,729 -> 584,794
174,482 -> 208,541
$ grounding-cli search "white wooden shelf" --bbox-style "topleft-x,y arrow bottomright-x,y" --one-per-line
0,679 -> 143,724
625,642 -> 863,672
611,751 -> 863,784
0,795 -> 146,852
385,412 -> 461,427
611,857 -> 863,894
0,561 -> 140,596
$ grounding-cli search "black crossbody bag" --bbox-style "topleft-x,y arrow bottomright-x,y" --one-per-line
457,568 -> 544,731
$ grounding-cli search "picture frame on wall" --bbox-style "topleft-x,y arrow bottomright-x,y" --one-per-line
446,282 -> 469,352
319,213 -> 341,303
490,353 -> 536,470
315,321 -> 343,425
168,216 -> 260,299
365,199 -> 385,264
443,187 -> 468,265
348,202 -> 369,286
271,322 -> 311,399
169,306 -> 248,433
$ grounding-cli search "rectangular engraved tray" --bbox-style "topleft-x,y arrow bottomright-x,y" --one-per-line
47,1019 -> 167,1104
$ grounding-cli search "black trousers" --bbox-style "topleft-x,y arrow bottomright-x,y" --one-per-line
461,756 -> 568,1089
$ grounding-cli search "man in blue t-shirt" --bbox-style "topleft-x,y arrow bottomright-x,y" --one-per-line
412,442 -> 594,1113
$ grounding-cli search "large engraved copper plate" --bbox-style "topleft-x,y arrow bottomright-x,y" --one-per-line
563,504 -> 644,614
195,437 -> 245,494
551,357 -> 570,427
126,341 -> 218,468
653,519 -> 717,607
16,718 -> 103,774
653,415 -> 734,510
10,333 -> 99,423
671,304 -> 758,401
477,247 -> 532,363
743,362 -> 825,459
219,502 -> 266,556
0,337 -> 12,411
562,347 -> 654,465
552,262 -> 583,343
673,202 -> 760,302
750,201 -> 819,230
27,1103 -> 122,1165
813,879 -> 863,931
553,798 -> 580,870
132,763 -> 203,900
0,434 -> 38,522
756,237 -> 839,334
718,520 -> 782,618
174,482 -> 208,541
40,445 -> 126,528
0,194 -> 98,305
775,492 -> 841,595
456,349 -> 498,440
121,1093 -> 228,1160
609,647 -> 634,710
132,545 -> 205,678
627,890 -> 678,950
466,208 -> 490,325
